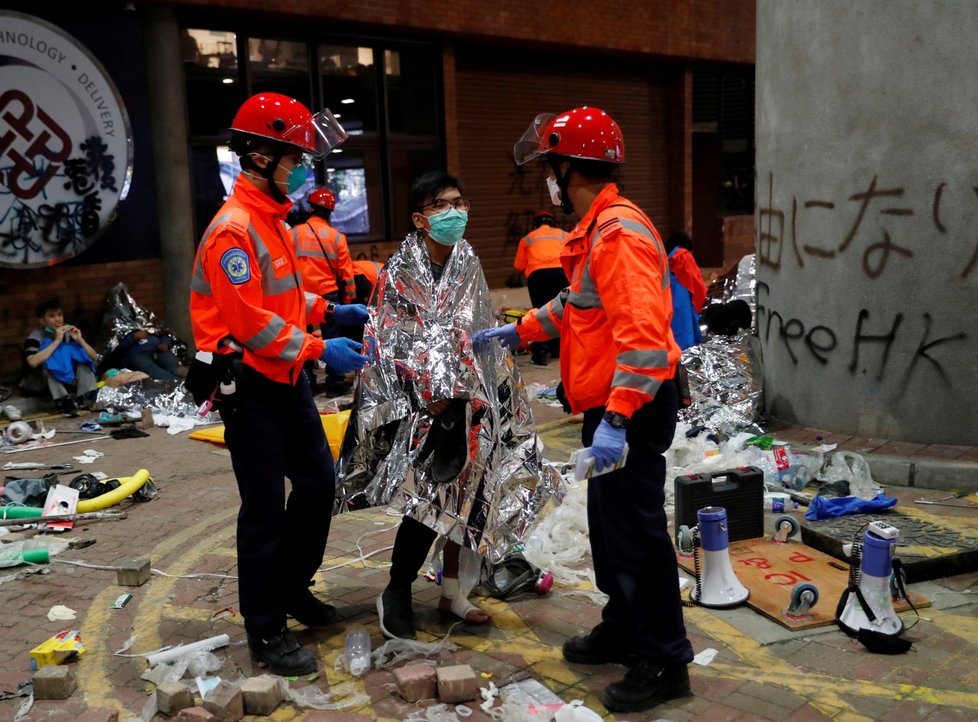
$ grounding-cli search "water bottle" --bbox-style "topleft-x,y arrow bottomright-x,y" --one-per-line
343,630 -> 371,676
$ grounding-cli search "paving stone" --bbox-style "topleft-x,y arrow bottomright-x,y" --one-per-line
33,664 -> 77,700
201,680 -> 243,721
393,662 -> 437,702
176,708 -> 215,721
117,558 -> 152,586
76,709 -> 120,722
436,664 -> 480,704
156,681 -> 195,716
240,674 -> 283,715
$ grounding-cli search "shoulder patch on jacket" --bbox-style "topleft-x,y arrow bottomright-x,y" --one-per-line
220,248 -> 251,285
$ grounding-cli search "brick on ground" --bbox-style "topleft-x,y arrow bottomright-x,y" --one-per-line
157,681 -> 195,716
33,664 -> 77,700
201,680 -> 243,722
436,664 -> 480,704
240,675 -> 283,715
116,558 -> 151,586
176,708 -> 215,721
393,663 -> 437,702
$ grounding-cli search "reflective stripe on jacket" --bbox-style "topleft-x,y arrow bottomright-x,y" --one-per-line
292,216 -> 356,302
190,176 -> 326,384
517,184 -> 679,418
514,224 -> 567,277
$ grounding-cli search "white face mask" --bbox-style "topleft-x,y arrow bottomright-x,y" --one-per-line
546,176 -> 562,206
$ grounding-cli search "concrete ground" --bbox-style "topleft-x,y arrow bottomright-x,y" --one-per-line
1,352 -> 977,721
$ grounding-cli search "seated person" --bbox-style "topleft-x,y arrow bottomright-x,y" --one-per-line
21,298 -> 99,417
118,329 -> 185,380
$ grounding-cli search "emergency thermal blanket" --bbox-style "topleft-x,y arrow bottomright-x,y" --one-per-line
335,232 -> 564,562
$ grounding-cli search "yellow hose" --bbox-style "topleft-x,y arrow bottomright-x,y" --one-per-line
76,469 -> 152,513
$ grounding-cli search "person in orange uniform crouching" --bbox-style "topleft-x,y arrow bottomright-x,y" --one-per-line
292,187 -> 358,394
187,92 -> 369,677
475,107 -> 694,714
514,210 -> 567,365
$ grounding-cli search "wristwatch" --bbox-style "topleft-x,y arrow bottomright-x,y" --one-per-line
325,300 -> 336,317
603,411 -> 629,429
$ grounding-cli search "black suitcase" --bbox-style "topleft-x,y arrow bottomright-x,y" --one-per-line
674,466 -> 764,543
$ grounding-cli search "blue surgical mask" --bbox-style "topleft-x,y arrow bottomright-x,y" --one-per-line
285,163 -> 308,195
427,208 -> 468,246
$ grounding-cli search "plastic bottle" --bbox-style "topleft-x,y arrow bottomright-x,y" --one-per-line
343,630 -> 371,676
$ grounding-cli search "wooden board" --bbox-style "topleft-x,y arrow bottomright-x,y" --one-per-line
677,537 -> 930,630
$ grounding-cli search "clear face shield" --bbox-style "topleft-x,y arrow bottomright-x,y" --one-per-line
513,112 -> 556,166
282,107 -> 349,158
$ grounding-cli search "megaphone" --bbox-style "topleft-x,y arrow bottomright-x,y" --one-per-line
679,506 -> 749,608
836,520 -> 903,637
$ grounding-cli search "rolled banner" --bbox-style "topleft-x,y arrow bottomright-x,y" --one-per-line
145,633 -> 230,667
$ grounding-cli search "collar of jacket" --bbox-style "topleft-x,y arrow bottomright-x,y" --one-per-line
233,173 -> 293,222
573,183 -> 620,241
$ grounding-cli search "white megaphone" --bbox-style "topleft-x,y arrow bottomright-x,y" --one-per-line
685,506 -> 749,608
837,520 -> 903,637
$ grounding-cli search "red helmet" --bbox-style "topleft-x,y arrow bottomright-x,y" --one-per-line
230,92 -> 347,158
514,107 -> 624,165
308,188 -> 336,211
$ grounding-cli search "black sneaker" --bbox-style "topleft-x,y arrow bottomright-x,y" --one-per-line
248,628 -> 317,676
58,396 -> 79,418
562,623 -> 638,666
287,591 -> 339,628
601,660 -> 691,713
377,587 -> 416,640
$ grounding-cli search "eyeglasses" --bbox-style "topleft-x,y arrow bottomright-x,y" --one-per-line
420,197 -> 471,213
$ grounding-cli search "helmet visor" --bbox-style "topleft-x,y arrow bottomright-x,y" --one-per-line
282,107 -> 348,158
513,112 -> 556,165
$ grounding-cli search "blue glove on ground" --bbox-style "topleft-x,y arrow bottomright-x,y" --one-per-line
321,337 -> 367,374
590,419 -> 627,473
333,303 -> 368,326
472,323 -> 521,351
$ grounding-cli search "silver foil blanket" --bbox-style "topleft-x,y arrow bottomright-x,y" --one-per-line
335,233 -> 564,563
101,282 -> 188,363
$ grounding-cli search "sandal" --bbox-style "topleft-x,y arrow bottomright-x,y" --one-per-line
438,577 -> 490,624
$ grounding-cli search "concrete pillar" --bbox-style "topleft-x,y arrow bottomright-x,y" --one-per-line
141,6 -> 195,348
755,0 -> 978,444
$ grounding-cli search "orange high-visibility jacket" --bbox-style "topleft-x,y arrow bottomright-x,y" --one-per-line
514,224 -> 567,278
352,259 -> 382,287
292,216 -> 356,302
190,176 -> 327,385
517,184 -> 679,419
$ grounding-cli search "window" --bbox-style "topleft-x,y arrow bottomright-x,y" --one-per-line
183,26 -> 440,245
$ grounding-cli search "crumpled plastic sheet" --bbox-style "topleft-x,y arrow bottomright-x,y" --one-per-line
335,232 -> 565,564
678,332 -> 763,438
95,378 -> 218,426
282,679 -> 370,711
101,281 -> 188,366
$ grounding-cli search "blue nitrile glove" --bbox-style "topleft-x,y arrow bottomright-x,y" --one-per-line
472,323 -> 520,351
321,337 -> 367,374
591,419 -> 627,473
333,303 -> 369,326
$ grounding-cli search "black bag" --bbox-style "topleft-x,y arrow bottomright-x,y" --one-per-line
675,363 -> 692,408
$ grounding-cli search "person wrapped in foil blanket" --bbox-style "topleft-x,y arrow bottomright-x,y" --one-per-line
334,231 -> 564,565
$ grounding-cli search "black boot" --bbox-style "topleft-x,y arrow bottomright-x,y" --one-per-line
601,660 -> 691,713
287,589 -> 339,628
562,622 -> 637,666
248,628 -> 317,676
377,586 -> 416,639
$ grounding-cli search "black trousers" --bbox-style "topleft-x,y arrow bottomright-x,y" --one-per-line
220,368 -> 336,637
582,380 -> 694,667
527,267 -> 568,357
388,515 -> 438,591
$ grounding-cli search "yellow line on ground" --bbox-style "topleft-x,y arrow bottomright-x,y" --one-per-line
77,507 -> 237,712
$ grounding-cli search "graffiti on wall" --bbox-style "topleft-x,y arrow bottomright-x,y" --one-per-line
757,173 -> 978,279
0,11 -> 132,269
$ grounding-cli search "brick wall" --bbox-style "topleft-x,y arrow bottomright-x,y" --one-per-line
0,259 -> 165,383
722,214 -> 756,269
169,0 -> 755,64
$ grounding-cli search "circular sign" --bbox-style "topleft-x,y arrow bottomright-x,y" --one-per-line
0,11 -> 133,268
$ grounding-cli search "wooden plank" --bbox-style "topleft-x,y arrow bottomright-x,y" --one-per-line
678,537 -> 930,630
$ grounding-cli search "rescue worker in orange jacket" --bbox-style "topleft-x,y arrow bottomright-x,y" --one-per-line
352,258 -> 382,305
187,92 -> 369,677
293,188 -> 356,303
474,107 -> 694,714
513,210 -> 568,365
292,188 -> 358,394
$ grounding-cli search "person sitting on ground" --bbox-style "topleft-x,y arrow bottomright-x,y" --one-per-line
118,328 -> 186,381
21,298 -> 99,417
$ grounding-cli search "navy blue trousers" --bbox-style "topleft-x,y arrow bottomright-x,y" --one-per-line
221,368 -> 335,637
582,380 -> 694,667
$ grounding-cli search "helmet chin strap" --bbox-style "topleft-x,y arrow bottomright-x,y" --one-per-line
245,147 -> 289,203
548,156 -> 574,214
